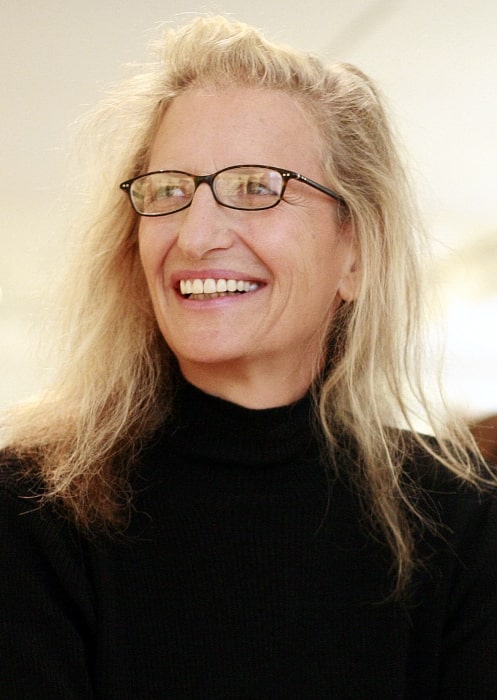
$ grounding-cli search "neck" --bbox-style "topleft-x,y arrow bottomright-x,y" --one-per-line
178,357 -> 315,409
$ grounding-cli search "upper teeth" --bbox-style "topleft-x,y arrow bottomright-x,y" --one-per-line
179,278 -> 259,295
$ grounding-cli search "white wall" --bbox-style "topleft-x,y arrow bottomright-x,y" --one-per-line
1,0 -> 496,416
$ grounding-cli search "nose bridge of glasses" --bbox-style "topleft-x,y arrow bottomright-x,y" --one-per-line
191,173 -> 218,204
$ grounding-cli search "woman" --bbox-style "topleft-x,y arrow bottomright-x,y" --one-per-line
1,15 -> 496,698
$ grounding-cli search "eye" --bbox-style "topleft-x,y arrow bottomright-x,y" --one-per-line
238,173 -> 279,196
240,177 -> 268,196
230,174 -> 280,199
154,183 -> 187,200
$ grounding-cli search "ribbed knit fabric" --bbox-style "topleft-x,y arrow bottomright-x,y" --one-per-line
1,381 -> 497,698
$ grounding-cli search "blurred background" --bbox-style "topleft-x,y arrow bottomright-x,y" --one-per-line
1,0 -> 496,424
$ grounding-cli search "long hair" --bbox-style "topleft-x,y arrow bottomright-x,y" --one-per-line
2,15 -> 491,593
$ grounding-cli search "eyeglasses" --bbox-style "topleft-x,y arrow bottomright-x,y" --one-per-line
119,164 -> 345,216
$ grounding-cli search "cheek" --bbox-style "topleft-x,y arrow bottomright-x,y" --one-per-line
264,215 -> 343,306
308,236 -> 351,305
138,222 -> 171,282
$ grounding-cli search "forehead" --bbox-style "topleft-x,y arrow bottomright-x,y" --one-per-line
148,86 -> 324,176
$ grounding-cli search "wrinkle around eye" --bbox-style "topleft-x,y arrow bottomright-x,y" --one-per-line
279,191 -> 306,206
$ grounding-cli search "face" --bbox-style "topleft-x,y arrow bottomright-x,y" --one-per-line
138,86 -> 357,398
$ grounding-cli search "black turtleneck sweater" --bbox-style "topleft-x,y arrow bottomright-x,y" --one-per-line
1,383 -> 496,698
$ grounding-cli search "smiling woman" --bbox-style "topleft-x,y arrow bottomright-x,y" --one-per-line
1,14 -> 496,699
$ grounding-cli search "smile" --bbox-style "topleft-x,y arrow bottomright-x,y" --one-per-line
179,278 -> 261,300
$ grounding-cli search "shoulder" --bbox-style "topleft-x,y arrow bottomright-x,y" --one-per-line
0,452 -> 97,683
399,433 -> 497,577
0,448 -> 44,502
400,431 -> 495,523
0,449 -> 83,558
0,448 -> 42,498
0,450 -> 95,612
401,431 -> 495,507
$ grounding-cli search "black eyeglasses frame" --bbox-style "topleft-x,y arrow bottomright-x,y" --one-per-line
119,164 -> 345,217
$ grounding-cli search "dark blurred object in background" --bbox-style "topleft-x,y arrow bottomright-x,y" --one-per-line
470,414 -> 497,465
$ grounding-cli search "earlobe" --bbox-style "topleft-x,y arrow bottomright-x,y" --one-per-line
338,238 -> 360,302
338,267 -> 360,302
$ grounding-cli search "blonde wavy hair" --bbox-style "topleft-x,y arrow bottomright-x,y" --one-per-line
2,15 -> 491,594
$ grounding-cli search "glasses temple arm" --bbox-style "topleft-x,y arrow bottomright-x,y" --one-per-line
296,174 -> 345,204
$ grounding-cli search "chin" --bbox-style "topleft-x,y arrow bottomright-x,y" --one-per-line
171,344 -> 247,368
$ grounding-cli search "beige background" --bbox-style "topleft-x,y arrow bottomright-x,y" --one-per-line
1,0 -> 496,418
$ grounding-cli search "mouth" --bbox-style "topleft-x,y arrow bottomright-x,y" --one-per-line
178,277 -> 261,300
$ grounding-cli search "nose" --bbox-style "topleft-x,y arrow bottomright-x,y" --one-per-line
176,183 -> 235,260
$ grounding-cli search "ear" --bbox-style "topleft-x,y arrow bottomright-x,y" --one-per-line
338,232 -> 360,302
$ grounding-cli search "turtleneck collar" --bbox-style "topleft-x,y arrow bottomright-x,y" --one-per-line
164,380 -> 320,468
